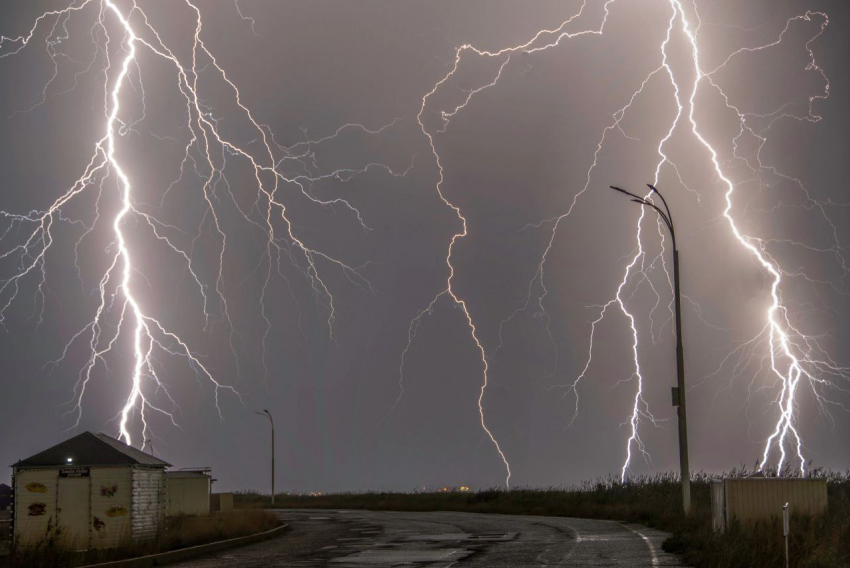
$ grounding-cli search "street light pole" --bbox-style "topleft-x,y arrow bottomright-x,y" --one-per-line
255,409 -> 275,506
609,184 -> 691,515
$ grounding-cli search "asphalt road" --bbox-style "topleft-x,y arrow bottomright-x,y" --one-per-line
171,509 -> 689,567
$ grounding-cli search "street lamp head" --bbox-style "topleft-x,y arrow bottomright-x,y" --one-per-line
609,185 -> 634,198
609,183 -> 674,237
255,409 -> 274,426
609,185 -> 649,205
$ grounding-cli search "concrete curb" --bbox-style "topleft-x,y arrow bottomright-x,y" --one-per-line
81,523 -> 288,568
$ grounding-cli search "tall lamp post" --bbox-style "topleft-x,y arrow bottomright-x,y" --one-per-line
609,184 -> 691,515
255,409 -> 275,506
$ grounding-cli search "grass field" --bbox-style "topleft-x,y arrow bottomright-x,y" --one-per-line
236,469 -> 850,568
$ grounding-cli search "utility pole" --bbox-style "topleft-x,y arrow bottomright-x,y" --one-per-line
609,184 -> 691,515
255,409 -> 275,506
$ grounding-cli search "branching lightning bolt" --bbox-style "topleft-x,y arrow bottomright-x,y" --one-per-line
4,0 -> 845,483
394,0 -> 618,488
395,0 -> 846,485
1,0 -> 405,447
683,7 -> 846,475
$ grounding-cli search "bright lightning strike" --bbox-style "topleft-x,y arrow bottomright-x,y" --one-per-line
395,0 -> 616,488
396,0 -> 846,485
3,1 -> 845,485
0,1 -> 404,448
683,8 -> 842,475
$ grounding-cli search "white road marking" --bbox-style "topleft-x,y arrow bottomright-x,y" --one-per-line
622,523 -> 660,566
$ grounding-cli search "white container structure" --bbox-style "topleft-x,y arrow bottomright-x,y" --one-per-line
711,476 -> 828,533
10,432 -> 170,549
210,493 -> 234,513
165,469 -> 211,517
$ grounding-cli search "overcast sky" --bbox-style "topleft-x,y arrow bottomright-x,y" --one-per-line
1,0 -> 848,493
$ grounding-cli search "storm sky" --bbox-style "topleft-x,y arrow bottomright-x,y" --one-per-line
1,0 -> 849,493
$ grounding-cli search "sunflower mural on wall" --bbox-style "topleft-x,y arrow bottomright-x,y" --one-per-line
105,506 -> 127,517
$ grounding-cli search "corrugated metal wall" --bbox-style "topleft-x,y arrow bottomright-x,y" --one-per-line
710,480 -> 724,532
712,478 -> 828,531
15,466 -> 163,549
166,477 -> 211,516
57,476 -> 90,549
90,467 -> 132,549
210,493 -> 233,512
14,469 -> 58,546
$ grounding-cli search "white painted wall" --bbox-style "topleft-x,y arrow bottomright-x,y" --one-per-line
57,476 -> 90,549
90,467 -> 132,549
15,466 -> 161,549
14,469 -> 58,547
166,475 -> 211,517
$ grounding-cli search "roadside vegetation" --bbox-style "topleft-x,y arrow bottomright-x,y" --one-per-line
0,512 -> 9,557
1,509 -> 280,568
236,469 -> 849,568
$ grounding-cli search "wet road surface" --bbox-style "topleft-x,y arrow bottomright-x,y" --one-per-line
171,509 -> 689,567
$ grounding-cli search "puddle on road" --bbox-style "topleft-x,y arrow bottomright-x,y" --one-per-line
330,548 -> 473,564
405,532 -> 517,542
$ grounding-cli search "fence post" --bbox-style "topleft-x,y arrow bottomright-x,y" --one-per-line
783,502 -> 790,568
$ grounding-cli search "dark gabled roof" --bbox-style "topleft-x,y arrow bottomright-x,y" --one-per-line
0,483 -> 10,495
11,432 -> 171,469
92,432 -> 171,467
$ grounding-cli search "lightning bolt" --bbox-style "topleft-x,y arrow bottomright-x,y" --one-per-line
1,1 -> 406,447
3,1 -> 844,483
681,7 -> 842,475
397,0 -> 844,485
394,0 -> 620,488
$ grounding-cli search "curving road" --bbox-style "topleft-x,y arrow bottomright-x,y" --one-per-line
171,509 -> 689,567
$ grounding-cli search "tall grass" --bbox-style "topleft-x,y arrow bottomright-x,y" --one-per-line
235,469 -> 850,568
0,509 -> 280,568
664,470 -> 850,568
162,509 -> 280,549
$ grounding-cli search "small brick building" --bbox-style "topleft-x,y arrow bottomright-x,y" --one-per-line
11,431 -> 170,549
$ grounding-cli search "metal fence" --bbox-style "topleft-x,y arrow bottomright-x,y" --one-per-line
711,477 -> 828,532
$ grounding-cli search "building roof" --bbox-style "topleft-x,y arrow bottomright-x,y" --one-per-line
0,483 -> 10,495
165,471 -> 211,479
11,431 -> 171,469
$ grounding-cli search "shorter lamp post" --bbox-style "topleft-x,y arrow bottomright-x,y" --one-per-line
609,184 -> 691,515
255,409 -> 275,506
